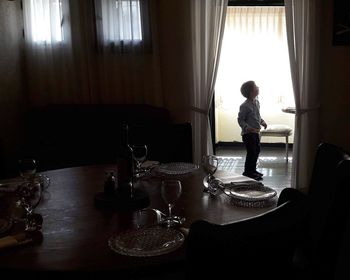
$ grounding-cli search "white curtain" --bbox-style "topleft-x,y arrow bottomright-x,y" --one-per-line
93,0 -> 159,104
23,0 -> 92,104
285,0 -> 321,190
100,0 -> 142,44
94,0 -> 152,53
190,0 -> 228,164
22,0 -> 160,106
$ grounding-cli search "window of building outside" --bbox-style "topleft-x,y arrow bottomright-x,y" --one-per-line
215,6 -> 295,145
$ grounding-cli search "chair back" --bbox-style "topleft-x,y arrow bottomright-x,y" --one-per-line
305,143 -> 350,252
310,159 -> 350,279
186,187 -> 306,279
286,143 -> 350,279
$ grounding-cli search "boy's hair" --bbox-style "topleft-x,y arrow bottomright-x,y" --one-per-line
240,80 -> 256,98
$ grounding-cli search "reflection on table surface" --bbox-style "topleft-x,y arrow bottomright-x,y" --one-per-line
0,164 -> 276,274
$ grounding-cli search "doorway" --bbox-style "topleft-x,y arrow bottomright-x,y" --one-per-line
214,5 -> 295,147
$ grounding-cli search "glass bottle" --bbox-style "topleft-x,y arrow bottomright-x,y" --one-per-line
117,124 -> 134,192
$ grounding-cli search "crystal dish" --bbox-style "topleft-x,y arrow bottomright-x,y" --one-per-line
223,184 -> 277,208
229,184 -> 277,202
108,226 -> 185,257
154,162 -> 199,175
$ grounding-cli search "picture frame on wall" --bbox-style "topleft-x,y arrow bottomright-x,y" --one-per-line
333,0 -> 350,45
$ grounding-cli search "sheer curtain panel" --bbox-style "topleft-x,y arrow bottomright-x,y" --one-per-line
23,0 -> 63,43
94,0 -> 152,53
190,0 -> 228,164
285,0 -> 321,190
93,0 -> 161,104
23,0 -> 91,104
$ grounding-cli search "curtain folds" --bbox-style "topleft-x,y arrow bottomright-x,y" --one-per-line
23,0 -> 93,105
22,0 -> 161,106
285,0 -> 321,190
94,0 -> 152,53
190,0 -> 228,164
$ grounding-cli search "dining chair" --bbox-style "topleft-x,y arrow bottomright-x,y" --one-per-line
185,187 -> 306,280
332,175 -> 350,280
320,159 -> 350,280
278,143 -> 350,279
185,143 -> 350,280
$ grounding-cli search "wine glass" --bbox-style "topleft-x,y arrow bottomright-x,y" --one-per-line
131,145 -> 148,178
18,158 -> 37,182
202,155 -> 221,195
161,180 -> 182,227
17,180 -> 42,231
18,158 -> 51,192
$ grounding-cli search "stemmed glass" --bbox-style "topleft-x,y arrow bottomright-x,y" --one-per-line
16,179 -> 42,231
17,158 -> 43,231
161,180 -> 182,227
202,155 -> 221,195
18,158 -> 50,190
18,158 -> 37,182
131,145 -> 148,178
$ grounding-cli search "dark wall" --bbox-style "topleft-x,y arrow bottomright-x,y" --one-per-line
0,0 -> 25,176
319,0 -> 350,152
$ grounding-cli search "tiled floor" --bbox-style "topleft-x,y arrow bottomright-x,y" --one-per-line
216,144 -> 293,193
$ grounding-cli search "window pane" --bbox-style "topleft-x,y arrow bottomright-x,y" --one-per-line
27,0 -> 63,43
102,0 -> 142,43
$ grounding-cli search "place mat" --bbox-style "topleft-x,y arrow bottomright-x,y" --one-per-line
153,162 -> 199,175
223,178 -> 264,188
108,226 -> 185,257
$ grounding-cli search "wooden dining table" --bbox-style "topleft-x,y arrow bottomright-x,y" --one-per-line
0,163 -> 277,277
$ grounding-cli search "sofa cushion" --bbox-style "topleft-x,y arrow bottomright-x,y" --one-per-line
20,104 -> 192,171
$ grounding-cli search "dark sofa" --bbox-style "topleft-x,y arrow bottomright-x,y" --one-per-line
19,104 -> 193,172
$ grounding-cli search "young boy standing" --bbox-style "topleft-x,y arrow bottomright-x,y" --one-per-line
237,80 -> 267,180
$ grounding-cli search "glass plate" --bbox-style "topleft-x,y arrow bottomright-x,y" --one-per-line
154,162 -> 199,175
229,185 -> 277,202
108,226 -> 185,257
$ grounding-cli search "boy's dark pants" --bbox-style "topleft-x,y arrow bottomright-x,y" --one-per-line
242,133 -> 260,174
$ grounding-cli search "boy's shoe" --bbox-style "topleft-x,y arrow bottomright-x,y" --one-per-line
254,170 -> 264,177
243,172 -> 262,181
